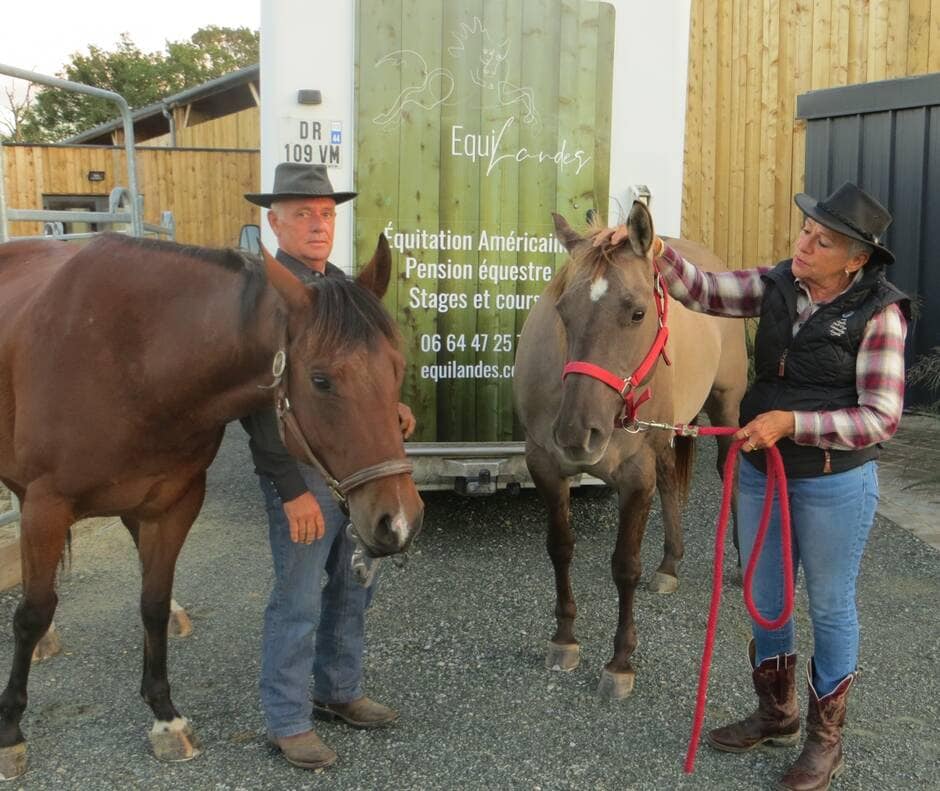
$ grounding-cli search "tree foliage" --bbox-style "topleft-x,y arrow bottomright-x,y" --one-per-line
9,26 -> 258,142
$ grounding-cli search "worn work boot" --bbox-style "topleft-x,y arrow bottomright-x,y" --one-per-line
270,730 -> 337,770
777,661 -> 855,791
313,696 -> 399,729
706,640 -> 801,752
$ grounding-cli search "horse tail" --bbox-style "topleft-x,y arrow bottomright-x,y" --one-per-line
673,435 -> 696,507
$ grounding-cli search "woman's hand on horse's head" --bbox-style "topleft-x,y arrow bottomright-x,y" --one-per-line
283,491 -> 326,544
398,402 -> 416,440
592,227 -> 666,256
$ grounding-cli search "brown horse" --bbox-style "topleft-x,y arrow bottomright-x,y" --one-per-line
513,202 -> 746,699
0,233 -> 424,778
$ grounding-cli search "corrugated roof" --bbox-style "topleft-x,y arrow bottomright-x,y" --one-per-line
63,63 -> 259,144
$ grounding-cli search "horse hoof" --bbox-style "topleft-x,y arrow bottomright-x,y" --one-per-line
545,641 -> 580,672
647,571 -> 679,594
150,718 -> 203,762
0,742 -> 27,780
32,628 -> 62,663
597,668 -> 635,700
168,605 -> 193,638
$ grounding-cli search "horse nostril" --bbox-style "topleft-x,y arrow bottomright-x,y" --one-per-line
587,427 -> 606,453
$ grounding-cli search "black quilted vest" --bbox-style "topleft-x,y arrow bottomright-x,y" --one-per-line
740,259 -> 909,478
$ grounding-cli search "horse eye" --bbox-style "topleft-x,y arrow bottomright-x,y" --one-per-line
631,309 -> 646,323
311,375 -> 331,392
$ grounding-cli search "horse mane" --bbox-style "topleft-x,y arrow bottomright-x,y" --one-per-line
306,275 -> 401,356
92,233 -> 268,324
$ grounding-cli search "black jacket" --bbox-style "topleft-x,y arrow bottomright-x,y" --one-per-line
239,250 -> 346,501
740,259 -> 908,478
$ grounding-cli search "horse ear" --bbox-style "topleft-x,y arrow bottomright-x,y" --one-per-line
626,200 -> 654,258
552,212 -> 582,252
356,234 -> 392,298
261,243 -> 311,312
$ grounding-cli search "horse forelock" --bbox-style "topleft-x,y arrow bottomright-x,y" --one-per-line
303,276 -> 401,358
546,239 -> 631,300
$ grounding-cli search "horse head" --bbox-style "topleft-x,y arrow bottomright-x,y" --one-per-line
262,236 -> 423,557
550,203 -> 664,466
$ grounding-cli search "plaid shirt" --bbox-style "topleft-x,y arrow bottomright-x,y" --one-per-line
658,243 -> 908,451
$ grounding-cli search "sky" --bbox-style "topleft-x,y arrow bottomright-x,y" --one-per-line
0,0 -> 260,129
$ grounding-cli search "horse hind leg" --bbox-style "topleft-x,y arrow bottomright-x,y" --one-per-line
134,477 -> 205,762
123,516 -> 193,638
0,487 -> 72,780
526,444 -> 580,673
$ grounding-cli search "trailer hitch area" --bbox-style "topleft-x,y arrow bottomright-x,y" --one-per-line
455,468 -> 496,496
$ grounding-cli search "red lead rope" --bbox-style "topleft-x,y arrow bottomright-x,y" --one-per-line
679,425 -> 794,774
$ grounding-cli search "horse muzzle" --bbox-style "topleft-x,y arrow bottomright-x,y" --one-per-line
347,489 -> 425,559
552,415 -> 612,467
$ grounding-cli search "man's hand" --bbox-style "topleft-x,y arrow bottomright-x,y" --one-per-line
397,402 -> 416,440
735,410 -> 796,453
282,491 -> 325,544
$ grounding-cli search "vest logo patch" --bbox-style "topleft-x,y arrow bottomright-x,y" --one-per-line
830,317 -> 849,337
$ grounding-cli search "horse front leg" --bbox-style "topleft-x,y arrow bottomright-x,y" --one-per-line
601,454 -> 656,700
135,476 -> 205,762
123,517 -> 193,638
0,487 -> 71,780
649,439 -> 686,593
526,444 -> 579,673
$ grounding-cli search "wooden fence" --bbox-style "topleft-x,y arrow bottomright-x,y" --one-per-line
681,0 -> 940,270
2,143 -> 260,248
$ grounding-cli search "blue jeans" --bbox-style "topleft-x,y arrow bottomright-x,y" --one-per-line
259,465 -> 378,739
737,459 -> 878,696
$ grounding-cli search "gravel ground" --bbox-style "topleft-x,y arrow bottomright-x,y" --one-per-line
0,428 -> 937,790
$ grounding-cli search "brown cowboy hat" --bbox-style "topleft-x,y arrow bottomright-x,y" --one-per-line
245,162 -> 357,208
794,181 -> 894,265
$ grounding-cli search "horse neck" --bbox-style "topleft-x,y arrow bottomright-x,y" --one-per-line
204,283 -> 288,423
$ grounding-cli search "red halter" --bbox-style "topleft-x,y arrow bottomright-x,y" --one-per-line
561,263 -> 671,428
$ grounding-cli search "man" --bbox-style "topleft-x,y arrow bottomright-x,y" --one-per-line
242,163 -> 416,770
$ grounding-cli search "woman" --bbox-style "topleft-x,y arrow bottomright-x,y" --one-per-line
597,182 -> 909,791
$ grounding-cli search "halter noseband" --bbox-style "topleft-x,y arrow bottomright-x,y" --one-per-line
561,260 -> 671,429
262,344 -> 414,515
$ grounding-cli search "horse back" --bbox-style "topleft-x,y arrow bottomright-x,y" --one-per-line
661,237 -> 747,422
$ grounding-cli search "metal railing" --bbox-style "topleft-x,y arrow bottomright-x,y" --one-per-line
0,63 -> 150,241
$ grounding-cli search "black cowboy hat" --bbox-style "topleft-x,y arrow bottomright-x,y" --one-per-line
245,162 -> 357,208
794,181 -> 894,265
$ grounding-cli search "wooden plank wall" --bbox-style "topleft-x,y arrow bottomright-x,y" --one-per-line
147,107 -> 261,149
682,0 -> 940,269
2,144 -> 260,247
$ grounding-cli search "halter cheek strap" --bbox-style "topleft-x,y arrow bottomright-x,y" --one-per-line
562,266 -> 671,427
265,346 -> 414,515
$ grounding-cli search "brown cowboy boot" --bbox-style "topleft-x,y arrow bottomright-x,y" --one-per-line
706,640 -> 801,752
313,696 -> 399,729
777,661 -> 855,791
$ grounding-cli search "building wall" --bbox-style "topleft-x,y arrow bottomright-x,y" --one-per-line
2,144 -> 260,248
147,107 -> 261,149
681,0 -> 940,269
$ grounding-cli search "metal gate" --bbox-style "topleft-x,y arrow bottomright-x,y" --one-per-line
797,72 -> 940,405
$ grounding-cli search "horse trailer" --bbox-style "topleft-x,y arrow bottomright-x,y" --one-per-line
258,0 -> 693,493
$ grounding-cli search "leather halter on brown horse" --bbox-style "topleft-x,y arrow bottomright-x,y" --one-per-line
0,232 -> 423,779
